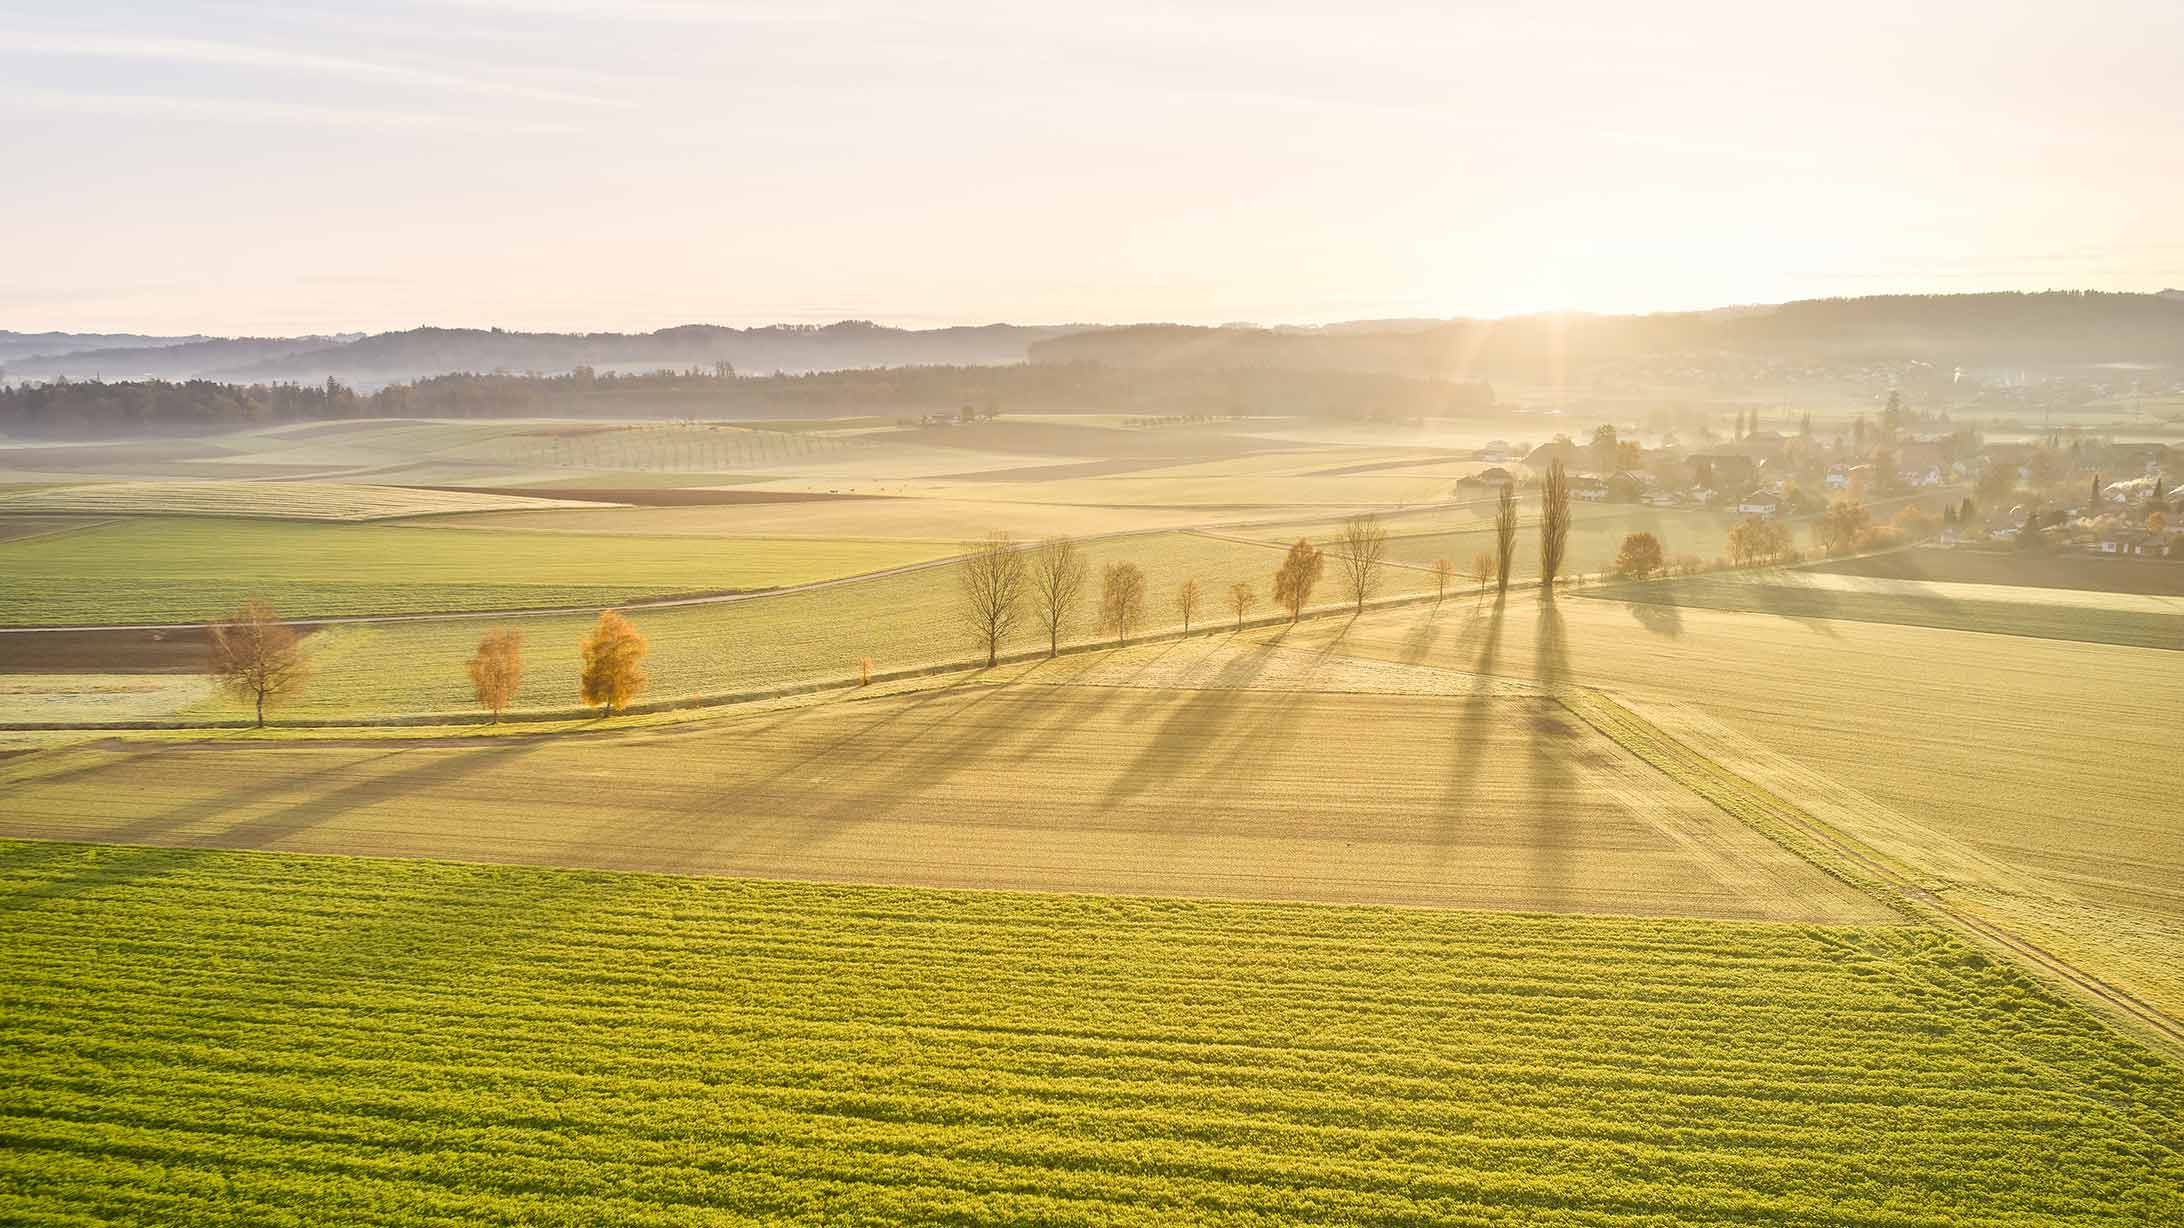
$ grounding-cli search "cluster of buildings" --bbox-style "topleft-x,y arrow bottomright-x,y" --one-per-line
1455,423 -> 2182,559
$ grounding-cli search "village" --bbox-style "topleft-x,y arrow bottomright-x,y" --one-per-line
1459,395 -> 2182,561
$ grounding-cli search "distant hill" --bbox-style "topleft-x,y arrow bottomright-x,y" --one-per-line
0,331 -> 209,364
9,336 -> 351,382
1032,292 -> 2184,378
11,292 -> 2180,390
6,321 -> 1085,386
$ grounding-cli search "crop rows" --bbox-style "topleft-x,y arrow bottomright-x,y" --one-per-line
2,842 -> 2179,1226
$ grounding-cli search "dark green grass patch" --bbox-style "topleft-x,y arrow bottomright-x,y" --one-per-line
1585,571 -> 2183,650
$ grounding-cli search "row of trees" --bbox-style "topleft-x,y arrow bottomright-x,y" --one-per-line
208,602 -> 650,726
207,468 -> 1591,725
958,466 -> 1585,666
958,516 -> 1390,666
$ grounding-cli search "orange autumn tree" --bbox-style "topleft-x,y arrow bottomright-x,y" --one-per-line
580,610 -> 648,716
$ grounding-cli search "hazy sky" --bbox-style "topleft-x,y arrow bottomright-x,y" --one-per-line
4,2 -> 2180,335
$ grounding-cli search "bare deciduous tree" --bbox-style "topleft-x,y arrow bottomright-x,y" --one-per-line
1335,513 -> 1387,612
1273,538 -> 1324,622
1431,557 -> 1453,603
1100,561 -> 1147,645
1493,484 -> 1518,593
580,609 -> 648,716
1028,536 -> 1088,658
1471,550 -> 1495,598
1175,577 -> 1202,634
958,532 -> 1028,667
1539,460 -> 1572,595
1228,581 -> 1256,630
207,598 -> 308,727
466,627 -> 524,722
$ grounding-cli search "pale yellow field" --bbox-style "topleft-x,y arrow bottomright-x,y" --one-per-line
0,481 -> 620,522
1271,592 -> 2184,1014
431,498 -> 1256,540
1682,567 -> 2184,616
0,674 -> 212,723
0,654 -> 1888,922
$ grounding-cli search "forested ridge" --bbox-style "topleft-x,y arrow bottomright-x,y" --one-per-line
0,363 -> 1493,437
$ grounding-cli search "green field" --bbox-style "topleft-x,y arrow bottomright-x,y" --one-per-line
1262,593 -> 2184,1019
0,480 -> 616,522
0,518 -> 957,624
3,842 -> 2178,1227
1586,569 -> 2184,649
1808,548 -> 2184,597
169,528 -> 1411,720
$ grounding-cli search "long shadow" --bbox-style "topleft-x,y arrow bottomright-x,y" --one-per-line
1435,595 -> 1508,863
1526,601 -> 1574,910
1629,600 -> 1683,639
1104,637 -> 1289,809
0,741 -> 538,914
1396,599 -> 1450,664
216,741 -> 542,848
670,680 -> 1087,870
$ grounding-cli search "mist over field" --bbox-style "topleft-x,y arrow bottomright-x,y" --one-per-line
4,3 -> 2182,1225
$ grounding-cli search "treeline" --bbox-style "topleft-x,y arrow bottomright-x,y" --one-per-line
0,363 -> 1493,438
4,321 -> 1074,385
1030,292 -> 2184,378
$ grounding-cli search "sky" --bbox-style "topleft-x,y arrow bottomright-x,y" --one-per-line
3,1 -> 2181,336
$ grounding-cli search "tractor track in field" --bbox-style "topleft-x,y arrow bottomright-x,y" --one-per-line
1568,689 -> 2184,1057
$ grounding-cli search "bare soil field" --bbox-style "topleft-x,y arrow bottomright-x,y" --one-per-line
0,626 -> 223,674
0,672 -> 1889,922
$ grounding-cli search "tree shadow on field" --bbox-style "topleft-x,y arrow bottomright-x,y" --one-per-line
215,741 -> 542,848
1628,600 -> 1684,639
668,680 -> 1088,870
1396,601 -> 1449,664
1525,602 -> 1574,910
1102,633 -> 1291,811
0,741 -> 539,913
1435,595 -> 1506,863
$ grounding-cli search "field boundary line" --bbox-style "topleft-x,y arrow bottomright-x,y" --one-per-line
0,586 -> 1476,733
1563,688 -> 2184,1058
